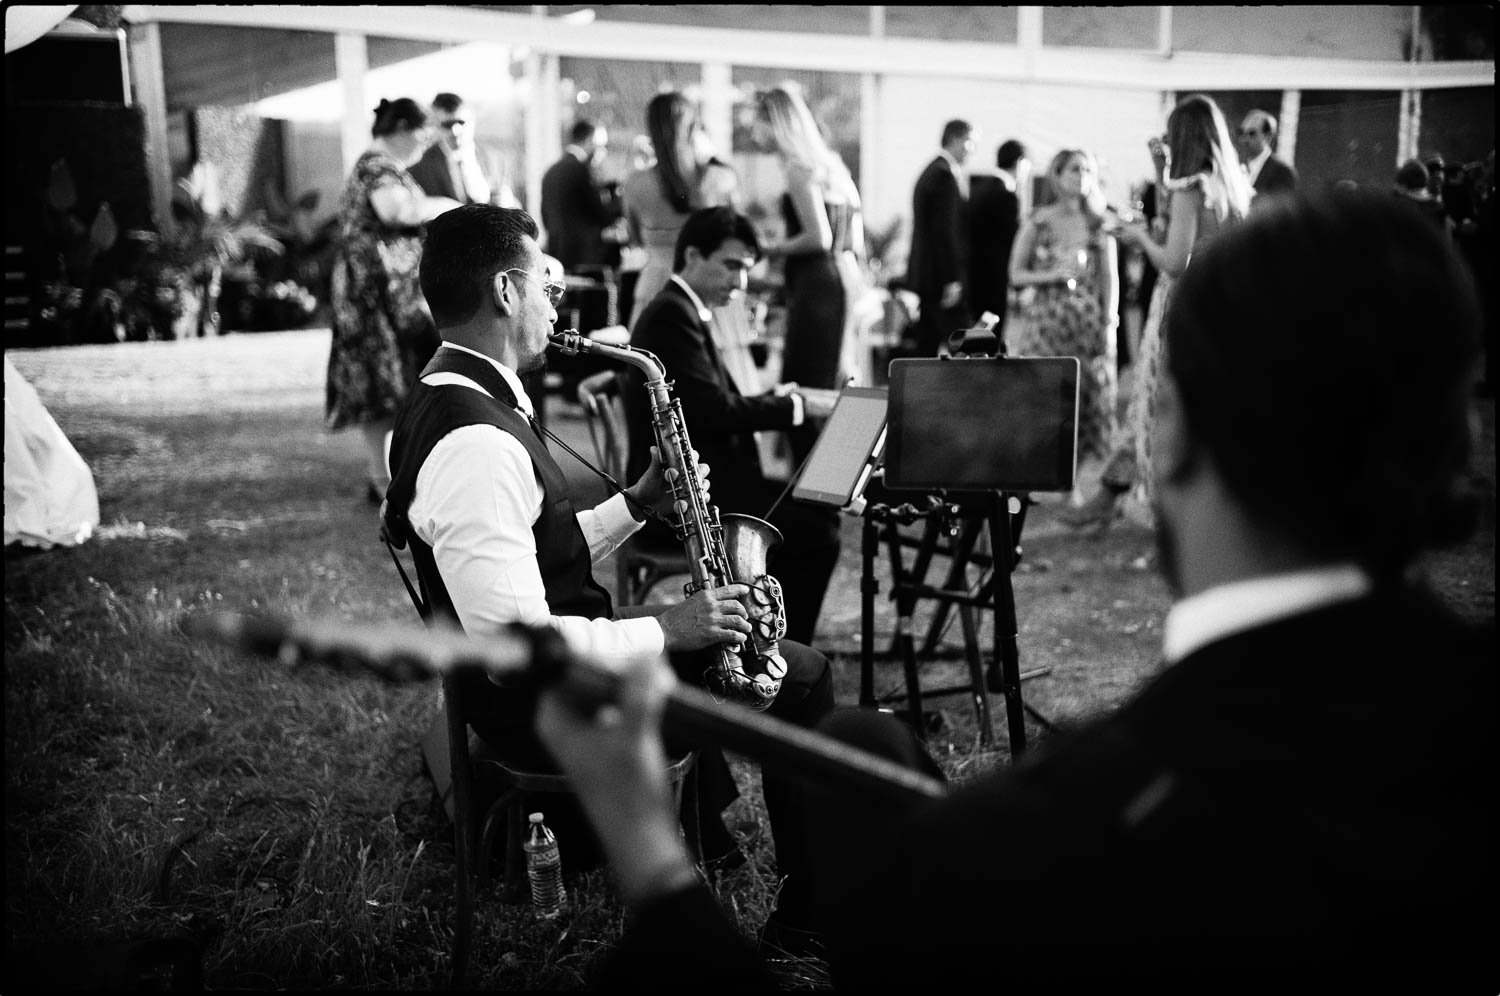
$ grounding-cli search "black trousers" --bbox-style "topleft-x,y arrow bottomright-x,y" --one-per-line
910,294 -> 971,356
667,639 -> 835,925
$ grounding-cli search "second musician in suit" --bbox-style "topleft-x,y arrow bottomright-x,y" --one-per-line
623,207 -> 841,650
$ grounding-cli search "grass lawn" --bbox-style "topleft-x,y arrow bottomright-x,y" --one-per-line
5,330 -> 1494,989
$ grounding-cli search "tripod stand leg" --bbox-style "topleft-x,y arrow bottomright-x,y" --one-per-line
920,513 -> 985,655
986,493 -> 1028,757
956,601 -> 995,747
859,517 -> 879,708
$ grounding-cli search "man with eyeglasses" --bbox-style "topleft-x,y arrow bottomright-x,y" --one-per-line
1237,109 -> 1298,205
408,92 -> 493,206
382,206 -> 834,923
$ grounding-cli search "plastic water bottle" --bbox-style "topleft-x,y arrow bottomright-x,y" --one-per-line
523,812 -> 566,917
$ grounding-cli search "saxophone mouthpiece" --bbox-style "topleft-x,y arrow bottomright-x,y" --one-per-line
548,330 -> 586,355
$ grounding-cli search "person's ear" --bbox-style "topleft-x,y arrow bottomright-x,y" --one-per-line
491,272 -> 510,315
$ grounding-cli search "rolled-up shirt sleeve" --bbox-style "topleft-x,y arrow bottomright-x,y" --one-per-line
409,424 -> 664,665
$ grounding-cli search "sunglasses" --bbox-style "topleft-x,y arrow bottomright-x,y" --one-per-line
1238,128 -> 1261,137
440,119 -> 466,130
501,268 -> 566,306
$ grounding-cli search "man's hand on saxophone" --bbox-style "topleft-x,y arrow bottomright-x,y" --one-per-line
657,583 -> 753,652
623,445 -> 711,523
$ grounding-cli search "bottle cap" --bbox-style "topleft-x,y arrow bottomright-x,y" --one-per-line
529,812 -> 544,823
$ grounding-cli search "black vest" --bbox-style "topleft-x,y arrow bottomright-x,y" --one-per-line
384,347 -> 613,744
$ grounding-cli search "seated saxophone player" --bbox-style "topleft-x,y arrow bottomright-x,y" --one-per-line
380,204 -> 835,955
537,193 -> 1495,991
623,206 -> 842,648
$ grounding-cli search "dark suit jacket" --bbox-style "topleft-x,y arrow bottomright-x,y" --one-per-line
1253,155 -> 1298,199
966,173 -> 1021,320
907,155 -> 969,299
542,152 -> 618,270
622,281 -> 797,513
597,583 -> 1496,992
407,144 -> 484,204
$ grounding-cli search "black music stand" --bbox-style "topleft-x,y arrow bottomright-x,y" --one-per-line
874,355 -> 1081,758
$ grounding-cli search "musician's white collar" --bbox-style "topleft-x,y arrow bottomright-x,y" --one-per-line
670,274 -> 714,324
431,342 -> 535,416
1163,564 -> 1371,664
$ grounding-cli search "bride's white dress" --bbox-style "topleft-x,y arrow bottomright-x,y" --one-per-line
5,355 -> 99,549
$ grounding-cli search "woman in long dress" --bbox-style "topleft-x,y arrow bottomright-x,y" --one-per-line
1007,148 -> 1120,469
325,97 -> 461,501
621,92 -> 739,330
753,86 -> 865,465
1063,93 -> 1252,528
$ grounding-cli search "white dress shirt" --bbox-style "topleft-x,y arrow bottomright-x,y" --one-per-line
406,343 -> 664,663
938,148 -> 969,200
1162,564 -> 1373,664
441,143 -> 493,205
670,275 -> 803,424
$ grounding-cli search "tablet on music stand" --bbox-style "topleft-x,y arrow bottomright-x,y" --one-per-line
885,357 -> 1080,493
792,387 -> 888,510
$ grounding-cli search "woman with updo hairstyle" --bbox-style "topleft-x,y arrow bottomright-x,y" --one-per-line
621,91 -> 739,329
325,97 -> 462,503
753,85 -> 866,464
1063,92 -> 1251,530
1007,147 -> 1119,472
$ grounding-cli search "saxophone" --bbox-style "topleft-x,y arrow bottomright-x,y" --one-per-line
549,330 -> 788,711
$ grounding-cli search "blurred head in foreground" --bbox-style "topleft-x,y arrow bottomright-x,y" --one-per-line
1151,191 -> 1481,594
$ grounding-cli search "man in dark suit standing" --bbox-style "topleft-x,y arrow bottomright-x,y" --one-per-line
541,119 -> 619,272
906,119 -> 975,354
407,93 -> 492,206
623,207 -> 840,650
967,138 -> 1028,341
537,192 -> 1494,991
1238,109 -> 1297,207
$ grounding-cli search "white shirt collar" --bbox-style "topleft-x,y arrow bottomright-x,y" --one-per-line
564,144 -> 588,163
938,149 -> 963,174
1162,564 -> 1373,664
997,168 -> 1017,193
434,341 -> 535,416
1246,146 -> 1273,185
669,274 -> 714,324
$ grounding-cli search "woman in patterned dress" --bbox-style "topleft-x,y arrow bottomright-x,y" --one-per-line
1063,94 -> 1252,529
1007,148 -> 1119,470
325,97 -> 461,501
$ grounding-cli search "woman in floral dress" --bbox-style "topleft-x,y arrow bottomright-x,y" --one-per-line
325,97 -> 461,501
1007,148 -> 1119,468
1063,95 -> 1252,530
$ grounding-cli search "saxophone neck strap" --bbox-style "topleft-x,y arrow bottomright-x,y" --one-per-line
528,415 -> 677,534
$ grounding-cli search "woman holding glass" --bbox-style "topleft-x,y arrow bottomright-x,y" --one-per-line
621,92 -> 739,330
1007,148 -> 1119,470
1063,94 -> 1252,529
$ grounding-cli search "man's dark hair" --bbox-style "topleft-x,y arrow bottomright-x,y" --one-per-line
432,92 -> 464,114
1164,191 -> 1480,579
570,119 -> 600,145
371,97 -> 427,137
996,139 -> 1027,171
420,205 -> 540,327
672,207 -> 762,273
941,119 -> 972,148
